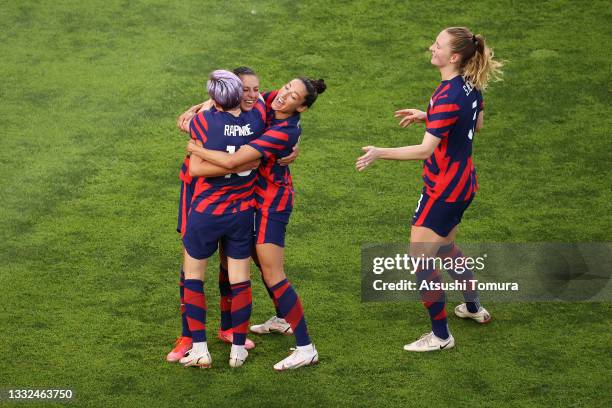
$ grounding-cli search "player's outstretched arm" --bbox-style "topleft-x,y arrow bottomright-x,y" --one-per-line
355,132 -> 441,171
187,140 -> 262,170
394,108 -> 427,128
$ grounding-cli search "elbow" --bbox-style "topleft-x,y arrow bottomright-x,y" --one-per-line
225,158 -> 240,171
420,147 -> 435,160
188,162 -> 200,177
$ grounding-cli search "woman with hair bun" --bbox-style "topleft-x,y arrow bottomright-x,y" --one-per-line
188,76 -> 326,370
356,27 -> 502,352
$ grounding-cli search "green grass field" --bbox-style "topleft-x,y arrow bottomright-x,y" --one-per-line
1,0 -> 611,406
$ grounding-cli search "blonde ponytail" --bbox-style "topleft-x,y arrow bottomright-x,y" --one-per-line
446,27 -> 503,90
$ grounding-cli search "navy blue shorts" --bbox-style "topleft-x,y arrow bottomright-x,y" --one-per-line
177,180 -> 195,235
183,209 -> 254,260
255,210 -> 291,247
412,192 -> 473,237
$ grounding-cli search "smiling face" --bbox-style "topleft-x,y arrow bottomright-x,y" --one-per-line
429,30 -> 458,68
238,74 -> 260,111
270,79 -> 309,114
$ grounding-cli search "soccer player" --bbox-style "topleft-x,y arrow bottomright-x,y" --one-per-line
166,67 -> 263,362
178,70 -> 266,368
187,77 -> 326,370
168,68 -> 300,362
356,27 -> 502,351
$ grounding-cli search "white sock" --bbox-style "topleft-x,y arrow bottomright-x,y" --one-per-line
192,341 -> 208,354
231,344 -> 246,354
297,343 -> 314,352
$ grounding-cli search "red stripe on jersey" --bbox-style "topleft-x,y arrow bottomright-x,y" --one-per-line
251,139 -> 284,151
180,182 -> 188,237
254,101 -> 265,121
415,196 -> 435,225
266,91 -> 277,106
430,161 -> 459,200
212,187 -> 255,215
423,165 -> 437,186
447,162 -> 472,201
264,129 -> 289,141
195,193 -> 221,213
192,114 -> 207,143
277,187 -> 290,212
179,157 -> 193,183
256,211 -> 268,244
429,103 -> 460,115
433,84 -> 451,100
199,113 -> 208,132
464,176 -> 474,201
427,117 -> 458,129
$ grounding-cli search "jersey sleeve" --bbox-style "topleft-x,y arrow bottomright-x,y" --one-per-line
189,111 -> 209,144
248,126 -> 292,160
262,90 -> 279,110
252,99 -> 267,125
425,97 -> 461,139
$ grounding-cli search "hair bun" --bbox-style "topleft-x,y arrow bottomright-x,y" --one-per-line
314,79 -> 326,94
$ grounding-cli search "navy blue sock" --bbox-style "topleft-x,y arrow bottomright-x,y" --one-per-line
218,264 -> 232,331
438,244 -> 481,313
271,279 -> 311,346
416,268 -> 449,339
184,279 -> 207,343
179,268 -> 191,337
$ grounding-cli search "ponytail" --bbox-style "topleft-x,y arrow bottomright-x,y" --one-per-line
446,27 -> 503,90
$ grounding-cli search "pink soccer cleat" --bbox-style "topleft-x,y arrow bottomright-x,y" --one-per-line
166,336 -> 192,362
218,329 -> 256,350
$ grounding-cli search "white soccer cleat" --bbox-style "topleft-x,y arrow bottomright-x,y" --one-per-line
179,348 -> 212,368
229,345 -> 249,368
403,332 -> 455,352
273,344 -> 319,371
250,315 -> 293,335
454,303 -> 492,324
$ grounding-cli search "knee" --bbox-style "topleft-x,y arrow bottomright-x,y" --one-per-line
262,269 -> 286,288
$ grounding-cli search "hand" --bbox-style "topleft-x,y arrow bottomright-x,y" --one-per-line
277,146 -> 300,166
186,139 -> 202,155
394,108 -> 426,128
177,108 -> 197,133
356,146 -> 380,172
